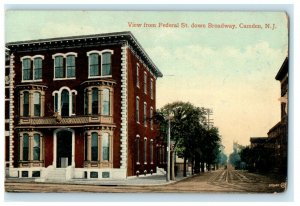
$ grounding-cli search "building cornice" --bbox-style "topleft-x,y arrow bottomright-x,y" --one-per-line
6,31 -> 163,78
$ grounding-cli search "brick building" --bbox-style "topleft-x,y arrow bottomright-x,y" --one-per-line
5,31 -> 164,180
267,57 -> 288,175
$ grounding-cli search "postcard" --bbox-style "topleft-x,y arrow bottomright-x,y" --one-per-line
4,10 -> 288,194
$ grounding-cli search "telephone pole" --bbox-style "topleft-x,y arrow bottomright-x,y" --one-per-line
205,108 -> 214,130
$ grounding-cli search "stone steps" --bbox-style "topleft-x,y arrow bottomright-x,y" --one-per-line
46,168 -> 66,181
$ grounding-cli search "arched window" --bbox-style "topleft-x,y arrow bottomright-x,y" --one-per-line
92,88 -> 99,115
54,56 -> 64,78
33,134 -> 40,161
23,91 -> 29,117
102,133 -> 110,161
61,89 -> 69,117
66,55 -> 76,78
23,133 -> 29,161
150,139 -> 154,163
33,92 -> 41,116
102,52 -> 112,76
84,89 -> 88,115
22,58 -> 31,80
102,89 -> 110,115
144,137 -> 147,164
91,132 -> 98,161
136,136 -> 140,164
136,96 -> 140,123
34,57 -> 42,80
89,53 -> 99,77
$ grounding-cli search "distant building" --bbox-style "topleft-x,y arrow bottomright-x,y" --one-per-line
267,57 -> 288,175
5,31 -> 165,180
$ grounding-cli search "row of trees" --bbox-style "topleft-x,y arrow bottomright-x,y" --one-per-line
154,101 -> 227,176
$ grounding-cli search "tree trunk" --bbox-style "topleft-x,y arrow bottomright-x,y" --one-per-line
201,161 -> 205,173
183,155 -> 187,177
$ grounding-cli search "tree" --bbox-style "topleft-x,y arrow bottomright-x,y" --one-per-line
154,101 -> 224,176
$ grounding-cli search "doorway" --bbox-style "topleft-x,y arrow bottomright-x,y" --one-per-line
56,130 -> 72,168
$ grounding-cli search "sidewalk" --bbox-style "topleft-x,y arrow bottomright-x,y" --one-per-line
5,173 -> 191,186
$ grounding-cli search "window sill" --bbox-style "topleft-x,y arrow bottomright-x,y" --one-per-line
53,77 -> 76,81
144,162 -> 147,165
88,75 -> 112,79
21,80 -> 43,83
136,162 -> 140,165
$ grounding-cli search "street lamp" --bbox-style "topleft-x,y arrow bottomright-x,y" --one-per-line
166,112 -> 174,182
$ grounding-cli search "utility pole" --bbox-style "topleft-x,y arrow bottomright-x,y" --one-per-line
205,108 -> 214,130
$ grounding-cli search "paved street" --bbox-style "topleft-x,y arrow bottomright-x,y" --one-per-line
5,168 -> 286,193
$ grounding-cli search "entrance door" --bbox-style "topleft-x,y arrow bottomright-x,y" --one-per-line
56,130 -> 72,168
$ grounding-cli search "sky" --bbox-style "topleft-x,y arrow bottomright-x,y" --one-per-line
5,11 -> 288,155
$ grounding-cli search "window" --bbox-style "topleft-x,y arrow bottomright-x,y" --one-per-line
103,89 -> 110,115
61,89 -> 70,117
144,72 -> 147,94
136,97 -> 140,123
55,56 -> 64,78
89,53 -> 99,77
66,55 -> 76,78
53,87 -> 77,116
22,58 -> 31,80
21,55 -> 44,81
102,133 -> 109,161
54,93 -> 58,112
91,132 -> 98,161
144,102 -> 147,127
87,50 -> 114,78
23,91 -> 29,117
84,133 -> 88,161
136,64 -> 140,87
72,92 -> 76,114
92,88 -> 99,115
150,107 -> 153,130
33,92 -> 41,116
23,133 -> 29,161
33,134 -> 40,161
102,52 -> 112,76
144,138 -> 147,164
150,79 -> 154,99
136,136 -> 140,163
84,89 -> 88,115
53,53 -> 77,79
34,58 -> 42,80
150,140 -> 153,163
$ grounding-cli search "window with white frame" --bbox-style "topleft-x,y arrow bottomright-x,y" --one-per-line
83,86 -> 112,116
144,102 -> 147,127
136,96 -> 140,123
150,107 -> 153,130
33,92 -> 41,116
21,55 -> 44,81
84,131 -> 112,164
52,87 -> 77,117
102,88 -> 110,115
87,50 -> 114,78
150,79 -> 154,99
102,133 -> 110,161
33,134 -> 41,161
20,132 -> 43,162
23,91 -> 29,117
53,52 -> 77,80
144,72 -> 147,94
150,139 -> 153,164
135,135 -> 140,164
136,63 -> 140,88
144,137 -> 147,164
91,132 -> 98,161
20,90 -> 44,117
22,133 -> 29,161
92,88 -> 99,115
